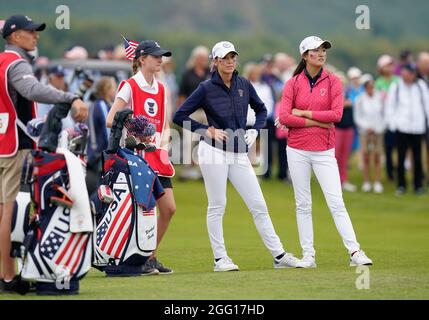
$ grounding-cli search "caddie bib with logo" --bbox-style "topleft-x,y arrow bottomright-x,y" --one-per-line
117,78 -> 174,177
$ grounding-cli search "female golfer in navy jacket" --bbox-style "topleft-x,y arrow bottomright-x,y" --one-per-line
174,41 -> 298,272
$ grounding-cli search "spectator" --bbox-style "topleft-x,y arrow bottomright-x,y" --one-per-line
86,76 -> 117,194
261,53 -> 283,179
416,52 -> 429,187
336,67 -> 363,192
243,62 -> 286,177
385,63 -> 429,195
64,45 -> 88,60
395,49 -> 414,75
113,43 -> 127,61
46,65 -> 68,91
375,54 -> 399,181
417,52 -> 429,85
97,44 -> 115,60
274,52 -> 295,83
274,92 -> 290,182
63,46 -> 92,95
243,62 -> 273,127
34,56 -> 49,83
160,56 -> 178,122
36,65 -> 75,129
177,46 -> 210,181
354,74 -> 385,193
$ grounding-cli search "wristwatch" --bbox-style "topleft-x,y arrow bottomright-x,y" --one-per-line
70,96 -> 80,104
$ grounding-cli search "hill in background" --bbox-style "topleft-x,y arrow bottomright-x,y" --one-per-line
1,0 -> 428,74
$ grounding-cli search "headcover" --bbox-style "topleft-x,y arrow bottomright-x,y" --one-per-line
124,115 -> 156,138
107,110 -> 156,152
38,103 -> 71,152
66,123 -> 89,155
123,115 -> 156,151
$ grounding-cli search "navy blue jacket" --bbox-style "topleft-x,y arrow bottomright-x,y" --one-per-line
173,70 -> 267,153
87,99 -> 110,167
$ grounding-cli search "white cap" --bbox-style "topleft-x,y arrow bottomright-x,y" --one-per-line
347,67 -> 362,79
377,54 -> 394,69
64,46 -> 88,60
210,41 -> 239,59
359,73 -> 373,85
299,36 -> 332,55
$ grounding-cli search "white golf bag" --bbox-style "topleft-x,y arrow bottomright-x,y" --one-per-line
11,103 -> 93,295
91,109 -> 162,276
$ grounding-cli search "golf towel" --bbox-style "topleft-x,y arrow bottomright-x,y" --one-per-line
118,148 -> 164,210
57,147 -> 93,233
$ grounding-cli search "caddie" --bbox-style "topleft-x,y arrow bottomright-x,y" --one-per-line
0,14 -> 88,293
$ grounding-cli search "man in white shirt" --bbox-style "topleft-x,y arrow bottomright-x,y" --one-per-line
385,63 -> 429,195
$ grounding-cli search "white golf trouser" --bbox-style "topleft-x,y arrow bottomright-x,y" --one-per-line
198,141 -> 285,259
287,146 -> 360,257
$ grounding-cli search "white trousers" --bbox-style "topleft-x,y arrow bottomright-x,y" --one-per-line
287,146 -> 360,257
198,141 -> 285,259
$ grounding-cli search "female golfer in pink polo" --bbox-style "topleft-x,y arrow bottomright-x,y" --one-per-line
276,36 -> 373,268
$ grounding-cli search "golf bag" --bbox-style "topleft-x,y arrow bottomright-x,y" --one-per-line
92,109 -> 164,276
11,103 -> 93,295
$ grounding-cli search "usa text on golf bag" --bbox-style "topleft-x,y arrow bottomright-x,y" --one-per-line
93,109 -> 164,269
11,103 -> 93,290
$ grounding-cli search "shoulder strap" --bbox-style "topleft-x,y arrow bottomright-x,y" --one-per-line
389,82 -> 400,119
16,118 -> 38,143
416,81 -> 428,125
395,82 -> 400,104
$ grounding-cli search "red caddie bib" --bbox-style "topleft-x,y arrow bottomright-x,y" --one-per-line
0,51 -> 23,157
118,77 -> 175,177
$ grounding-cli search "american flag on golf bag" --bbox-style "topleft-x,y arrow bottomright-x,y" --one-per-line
122,35 -> 138,61
96,192 -> 133,259
40,230 -> 90,275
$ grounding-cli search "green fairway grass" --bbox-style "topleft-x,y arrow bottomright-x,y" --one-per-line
2,163 -> 429,300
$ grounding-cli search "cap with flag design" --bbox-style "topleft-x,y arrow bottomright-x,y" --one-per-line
134,40 -> 172,59
1,14 -> 46,39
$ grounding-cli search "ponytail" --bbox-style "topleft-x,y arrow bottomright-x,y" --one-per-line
132,58 -> 140,75
293,59 -> 306,77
